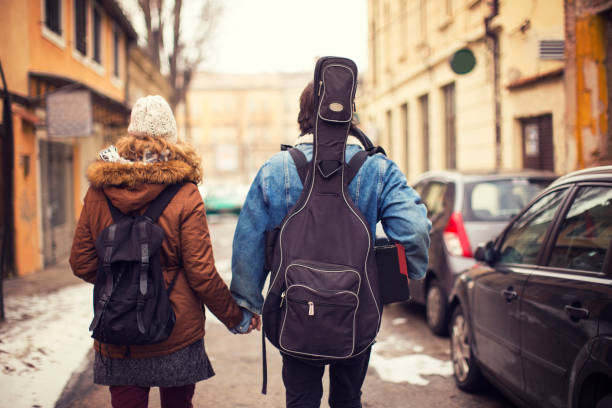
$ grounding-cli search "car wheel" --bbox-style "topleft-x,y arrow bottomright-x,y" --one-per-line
426,279 -> 448,335
450,305 -> 485,392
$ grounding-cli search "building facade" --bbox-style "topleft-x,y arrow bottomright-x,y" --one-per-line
0,0 -> 137,276
127,46 -> 172,107
565,0 -> 612,168
363,0 -> 567,182
176,72 -> 312,186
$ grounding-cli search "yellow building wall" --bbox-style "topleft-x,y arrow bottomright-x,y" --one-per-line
365,0 -> 567,179
1,0 -> 133,275
0,0 -> 30,95
1,0 -> 127,99
575,14 -> 609,167
26,0 -> 127,101
503,79 -> 566,171
12,113 -> 41,276
498,0 -> 566,173
364,0 -> 495,182
179,73 -> 309,185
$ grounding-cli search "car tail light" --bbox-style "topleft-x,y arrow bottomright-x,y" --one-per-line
443,212 -> 472,257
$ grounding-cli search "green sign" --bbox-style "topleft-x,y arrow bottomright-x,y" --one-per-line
450,48 -> 476,75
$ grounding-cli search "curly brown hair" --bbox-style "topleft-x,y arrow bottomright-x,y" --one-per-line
115,135 -> 203,183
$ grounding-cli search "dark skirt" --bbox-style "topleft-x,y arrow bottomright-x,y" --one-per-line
93,339 -> 215,388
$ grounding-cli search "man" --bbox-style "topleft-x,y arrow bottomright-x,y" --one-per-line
231,81 -> 431,407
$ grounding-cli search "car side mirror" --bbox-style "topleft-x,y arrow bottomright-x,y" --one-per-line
474,243 -> 486,262
475,241 -> 497,264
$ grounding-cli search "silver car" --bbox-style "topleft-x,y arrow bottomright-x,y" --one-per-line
411,170 -> 557,335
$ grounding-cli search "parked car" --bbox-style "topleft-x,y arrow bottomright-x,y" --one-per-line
412,170 -> 556,334
448,165 -> 612,408
198,184 -> 249,215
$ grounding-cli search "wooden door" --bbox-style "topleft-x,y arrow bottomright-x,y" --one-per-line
521,114 -> 554,171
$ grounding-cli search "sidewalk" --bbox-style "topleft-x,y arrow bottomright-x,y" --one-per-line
0,259 -> 94,408
0,259 -> 287,408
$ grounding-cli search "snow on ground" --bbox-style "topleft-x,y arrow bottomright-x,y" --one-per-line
0,284 -> 93,408
369,335 -> 453,385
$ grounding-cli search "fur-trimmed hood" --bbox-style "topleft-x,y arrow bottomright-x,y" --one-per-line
86,136 -> 202,189
87,159 -> 200,188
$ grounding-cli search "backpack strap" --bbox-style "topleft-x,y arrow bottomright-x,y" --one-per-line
345,150 -> 369,186
144,183 -> 185,222
105,197 -> 125,223
136,183 -> 185,334
350,124 -> 387,157
88,223 -> 118,333
261,329 -> 268,395
288,148 -> 310,187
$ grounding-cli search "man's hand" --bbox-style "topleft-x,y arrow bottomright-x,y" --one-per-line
247,314 -> 262,332
232,312 -> 261,334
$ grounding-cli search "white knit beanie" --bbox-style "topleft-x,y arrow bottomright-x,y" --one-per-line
128,95 -> 178,144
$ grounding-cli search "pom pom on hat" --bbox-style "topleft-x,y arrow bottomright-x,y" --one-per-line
128,95 -> 178,144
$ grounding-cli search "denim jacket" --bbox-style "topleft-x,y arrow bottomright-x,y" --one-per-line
230,141 -> 431,315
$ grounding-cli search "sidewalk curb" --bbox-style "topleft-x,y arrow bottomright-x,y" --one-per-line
55,348 -> 96,408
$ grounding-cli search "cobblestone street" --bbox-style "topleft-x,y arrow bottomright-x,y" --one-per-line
31,215 -> 514,408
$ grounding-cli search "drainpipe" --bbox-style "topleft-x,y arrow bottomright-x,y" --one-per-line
485,0 -> 501,170
0,60 -> 16,321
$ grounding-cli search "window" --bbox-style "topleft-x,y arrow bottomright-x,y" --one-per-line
370,19 -> 377,85
74,0 -> 88,55
423,182 -> 448,219
113,27 -> 120,77
419,0 -> 427,43
443,83 -> 456,169
401,102 -> 409,176
548,186 -> 612,273
384,1 -> 391,72
386,109 -> 393,158
92,6 -> 102,63
419,94 -> 430,171
45,0 -> 62,35
400,0 -> 408,57
499,189 -> 568,265
464,178 -> 552,222
414,182 -> 425,197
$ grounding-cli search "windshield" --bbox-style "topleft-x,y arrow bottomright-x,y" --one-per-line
463,178 -> 553,222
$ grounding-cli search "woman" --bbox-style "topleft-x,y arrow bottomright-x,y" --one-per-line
69,95 -> 254,408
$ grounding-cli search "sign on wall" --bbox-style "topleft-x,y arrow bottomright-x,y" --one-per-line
450,48 -> 476,75
46,89 -> 93,138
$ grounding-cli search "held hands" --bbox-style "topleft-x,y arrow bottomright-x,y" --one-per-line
247,314 -> 262,333
230,308 -> 261,334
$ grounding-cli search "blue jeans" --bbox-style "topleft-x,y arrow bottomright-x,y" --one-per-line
281,347 -> 372,408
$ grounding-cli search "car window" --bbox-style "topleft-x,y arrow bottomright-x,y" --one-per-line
498,188 -> 568,265
463,178 -> 552,222
413,182 -> 425,197
548,186 -> 612,273
423,182 -> 448,219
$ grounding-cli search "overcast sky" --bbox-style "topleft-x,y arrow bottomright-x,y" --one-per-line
201,0 -> 369,74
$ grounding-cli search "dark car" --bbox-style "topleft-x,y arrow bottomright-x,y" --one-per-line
412,171 -> 556,334
448,166 -> 612,408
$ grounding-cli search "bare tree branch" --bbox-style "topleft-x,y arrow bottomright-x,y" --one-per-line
136,0 -> 221,110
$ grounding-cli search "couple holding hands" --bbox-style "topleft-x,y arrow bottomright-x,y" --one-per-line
70,79 -> 430,408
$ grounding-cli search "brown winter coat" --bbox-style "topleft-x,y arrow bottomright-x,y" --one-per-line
69,139 -> 242,359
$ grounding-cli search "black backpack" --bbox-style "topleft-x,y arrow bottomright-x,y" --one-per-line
262,57 -> 383,366
88,183 -> 184,346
